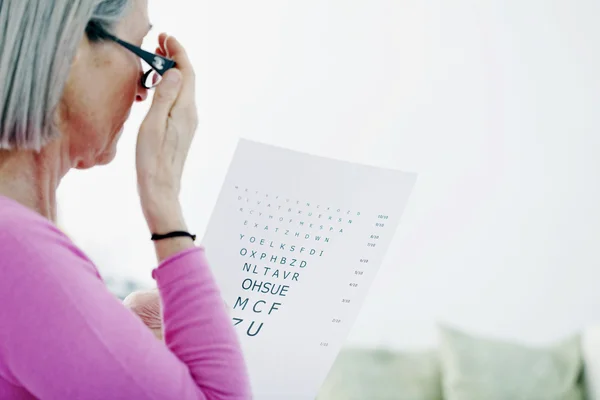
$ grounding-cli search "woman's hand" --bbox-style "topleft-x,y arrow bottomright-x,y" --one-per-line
136,33 -> 198,233
123,289 -> 163,340
123,289 -> 231,341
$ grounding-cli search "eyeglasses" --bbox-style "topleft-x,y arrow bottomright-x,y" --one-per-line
85,22 -> 176,89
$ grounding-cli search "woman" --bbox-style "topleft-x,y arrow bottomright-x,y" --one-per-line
0,0 -> 251,399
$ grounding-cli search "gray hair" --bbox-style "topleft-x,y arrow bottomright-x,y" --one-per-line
0,0 -> 130,151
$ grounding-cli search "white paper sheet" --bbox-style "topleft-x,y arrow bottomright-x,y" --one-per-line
201,139 -> 417,399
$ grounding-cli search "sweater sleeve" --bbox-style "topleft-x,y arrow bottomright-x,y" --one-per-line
0,226 -> 251,399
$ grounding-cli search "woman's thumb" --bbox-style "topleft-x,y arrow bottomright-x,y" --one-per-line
145,69 -> 182,122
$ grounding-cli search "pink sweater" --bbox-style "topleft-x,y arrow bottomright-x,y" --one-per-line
0,195 -> 251,399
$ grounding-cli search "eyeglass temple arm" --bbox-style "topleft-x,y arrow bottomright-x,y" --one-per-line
112,37 -> 176,75
87,23 -> 177,76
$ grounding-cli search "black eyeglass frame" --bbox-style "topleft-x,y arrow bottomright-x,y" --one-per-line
86,22 -> 176,89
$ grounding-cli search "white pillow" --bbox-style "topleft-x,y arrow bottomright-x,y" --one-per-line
582,325 -> 600,400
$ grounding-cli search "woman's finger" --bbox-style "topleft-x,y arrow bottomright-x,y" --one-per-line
158,32 -> 168,52
140,69 -> 182,133
162,36 -> 195,109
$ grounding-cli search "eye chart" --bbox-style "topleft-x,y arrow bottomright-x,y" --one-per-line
201,139 -> 417,399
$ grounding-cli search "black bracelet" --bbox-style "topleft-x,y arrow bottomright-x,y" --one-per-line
151,231 -> 197,241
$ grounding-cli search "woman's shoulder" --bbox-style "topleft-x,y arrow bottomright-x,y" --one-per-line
0,195 -> 70,245
0,195 -> 100,279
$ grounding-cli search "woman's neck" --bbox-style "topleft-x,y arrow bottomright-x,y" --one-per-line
0,139 -> 71,221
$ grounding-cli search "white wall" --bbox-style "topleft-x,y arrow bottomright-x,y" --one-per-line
58,0 -> 600,349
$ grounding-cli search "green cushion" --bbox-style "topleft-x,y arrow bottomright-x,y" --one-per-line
438,324 -> 585,400
317,347 -> 443,400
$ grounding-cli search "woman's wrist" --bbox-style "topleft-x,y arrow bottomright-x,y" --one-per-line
146,207 -> 187,235
142,200 -> 198,263
140,194 -> 185,233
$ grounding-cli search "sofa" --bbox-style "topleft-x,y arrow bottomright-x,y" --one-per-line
316,324 -> 600,400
